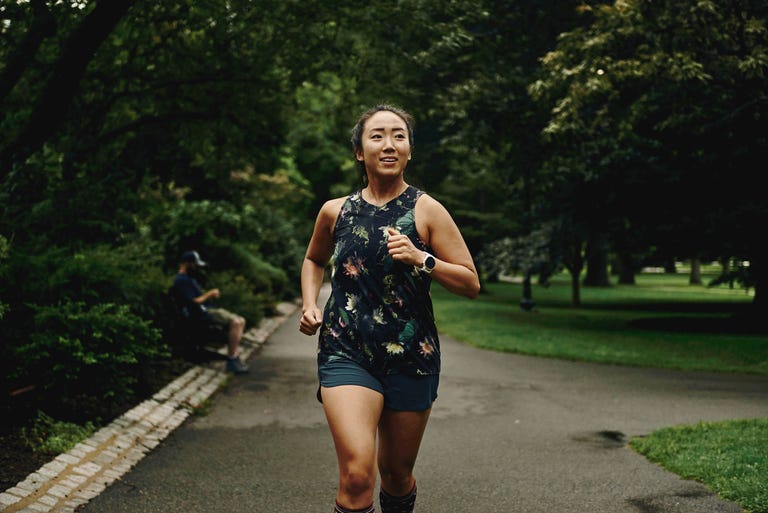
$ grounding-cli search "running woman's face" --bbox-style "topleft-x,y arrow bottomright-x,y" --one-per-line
355,110 -> 412,179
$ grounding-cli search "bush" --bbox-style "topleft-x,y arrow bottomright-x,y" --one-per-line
14,301 -> 167,418
211,270 -> 268,327
228,243 -> 290,299
158,199 -> 302,301
1,241 -> 173,422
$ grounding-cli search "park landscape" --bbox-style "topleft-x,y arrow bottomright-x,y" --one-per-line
1,1 -> 767,512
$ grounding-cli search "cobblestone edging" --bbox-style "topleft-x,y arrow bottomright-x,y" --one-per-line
0,301 -> 298,513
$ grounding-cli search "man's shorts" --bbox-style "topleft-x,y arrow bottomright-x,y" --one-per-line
318,356 -> 439,412
207,307 -> 241,329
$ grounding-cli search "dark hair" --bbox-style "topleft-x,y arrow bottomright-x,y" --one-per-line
350,104 -> 414,185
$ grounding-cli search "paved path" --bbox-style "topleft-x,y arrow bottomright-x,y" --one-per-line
4,285 -> 768,512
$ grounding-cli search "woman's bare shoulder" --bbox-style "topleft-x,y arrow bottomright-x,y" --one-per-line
315,195 -> 349,228
323,195 -> 348,209
319,196 -> 347,216
415,192 -> 451,218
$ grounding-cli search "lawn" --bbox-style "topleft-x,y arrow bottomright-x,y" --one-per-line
431,271 -> 768,513
431,272 -> 767,375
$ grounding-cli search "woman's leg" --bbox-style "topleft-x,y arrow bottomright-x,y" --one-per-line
377,408 -> 431,499
322,385 -> 385,510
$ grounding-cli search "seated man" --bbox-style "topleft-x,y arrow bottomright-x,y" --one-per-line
171,250 -> 249,374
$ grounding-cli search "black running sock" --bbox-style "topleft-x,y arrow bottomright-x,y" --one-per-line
379,483 -> 417,513
334,501 -> 375,513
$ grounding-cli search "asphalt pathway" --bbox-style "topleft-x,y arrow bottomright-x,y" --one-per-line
79,285 -> 768,512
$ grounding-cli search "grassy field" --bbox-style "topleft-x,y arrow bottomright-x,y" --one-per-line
431,271 -> 768,513
431,272 -> 767,375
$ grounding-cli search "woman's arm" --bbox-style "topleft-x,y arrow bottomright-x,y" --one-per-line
421,196 -> 480,298
389,194 -> 480,299
299,198 -> 344,335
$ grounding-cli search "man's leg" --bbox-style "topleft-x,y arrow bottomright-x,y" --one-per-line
226,314 -> 245,358
209,308 -> 249,373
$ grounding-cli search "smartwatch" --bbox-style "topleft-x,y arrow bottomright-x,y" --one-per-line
419,252 -> 436,274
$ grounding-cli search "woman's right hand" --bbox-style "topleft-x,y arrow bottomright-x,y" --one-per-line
299,306 -> 323,335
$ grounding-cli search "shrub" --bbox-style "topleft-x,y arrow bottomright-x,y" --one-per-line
22,411 -> 97,455
14,301 -> 167,417
158,199 -> 302,301
228,243 -> 290,299
211,270 -> 267,327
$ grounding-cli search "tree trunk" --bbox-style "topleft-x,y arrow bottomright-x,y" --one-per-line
570,268 -> 581,306
752,254 -> 767,317
718,257 -> 734,288
615,252 -> 636,285
520,270 -> 535,311
689,258 -> 702,285
583,234 -> 610,286
519,163 -> 534,311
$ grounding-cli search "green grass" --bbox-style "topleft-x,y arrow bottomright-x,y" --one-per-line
432,273 -> 767,375
431,272 -> 768,512
631,419 -> 768,513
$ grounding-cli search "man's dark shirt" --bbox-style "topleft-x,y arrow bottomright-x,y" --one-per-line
172,273 -> 210,322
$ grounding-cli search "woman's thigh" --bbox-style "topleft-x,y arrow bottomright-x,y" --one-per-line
321,385 -> 384,469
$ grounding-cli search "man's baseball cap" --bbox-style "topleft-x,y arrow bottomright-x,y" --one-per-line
180,250 -> 207,266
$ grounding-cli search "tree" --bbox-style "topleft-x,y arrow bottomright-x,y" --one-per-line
0,0 -> 349,421
530,0 -> 768,311
387,1 -> 602,308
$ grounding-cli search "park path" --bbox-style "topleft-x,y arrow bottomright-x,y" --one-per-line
4,284 -> 767,512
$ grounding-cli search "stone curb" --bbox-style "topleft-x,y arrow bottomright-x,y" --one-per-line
0,301 -> 298,513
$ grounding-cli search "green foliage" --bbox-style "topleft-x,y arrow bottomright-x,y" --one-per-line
0,1 -> 323,429
17,300 -> 166,403
0,240 -> 169,351
631,418 -> 768,513
228,244 -> 289,296
157,195 -> 303,300
529,0 -> 768,293
22,411 -> 97,456
2,0 -> 767,437
42,242 -> 166,312
162,199 -> 250,256
0,240 -> 171,420
209,270 -> 267,327
478,222 -> 562,283
285,71 -> 356,211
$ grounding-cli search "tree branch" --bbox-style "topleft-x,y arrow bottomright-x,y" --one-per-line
0,0 -> 137,176
0,0 -> 56,105
93,111 -> 217,150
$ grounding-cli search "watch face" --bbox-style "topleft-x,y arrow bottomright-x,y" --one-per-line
425,255 -> 436,270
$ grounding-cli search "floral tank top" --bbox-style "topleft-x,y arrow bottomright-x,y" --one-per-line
318,186 -> 440,376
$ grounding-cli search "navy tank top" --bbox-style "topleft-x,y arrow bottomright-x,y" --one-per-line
318,186 -> 440,376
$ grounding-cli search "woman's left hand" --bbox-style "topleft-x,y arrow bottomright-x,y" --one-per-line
386,227 -> 423,267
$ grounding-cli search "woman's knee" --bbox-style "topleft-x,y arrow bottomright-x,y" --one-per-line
340,466 -> 376,497
378,465 -> 413,493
